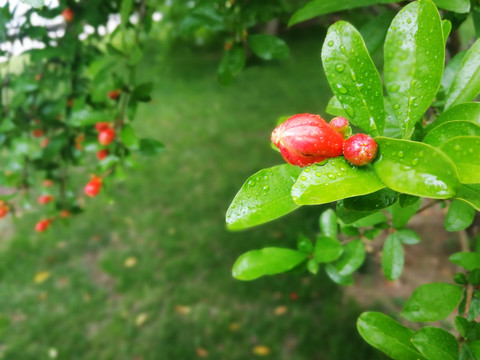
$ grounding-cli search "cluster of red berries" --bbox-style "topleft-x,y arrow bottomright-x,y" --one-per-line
271,114 -> 378,167
95,122 -> 116,160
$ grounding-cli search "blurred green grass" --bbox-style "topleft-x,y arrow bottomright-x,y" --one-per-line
0,31 -> 386,359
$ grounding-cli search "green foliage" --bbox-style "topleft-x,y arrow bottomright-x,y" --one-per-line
382,232 -> 404,280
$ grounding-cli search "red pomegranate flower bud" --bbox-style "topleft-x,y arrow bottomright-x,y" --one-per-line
329,117 -> 350,136
60,210 -> 70,218
97,149 -> 109,160
35,219 -> 51,232
62,8 -> 73,22
107,90 -> 121,100
41,138 -> 50,148
38,195 -> 54,205
32,129 -> 44,138
84,176 -> 102,197
98,128 -> 115,146
343,134 -> 378,166
0,205 -> 9,218
43,179 -> 54,187
271,113 -> 345,167
94,122 -> 111,132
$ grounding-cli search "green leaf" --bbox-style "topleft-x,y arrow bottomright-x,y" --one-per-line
434,0 -> 470,13
468,298 -> 480,321
449,252 -> 480,271
121,0 -> 133,25
357,312 -> 426,360
384,0 -> 444,139
456,184 -> 480,211
217,45 -> 246,86
292,157 -> 385,205
288,0 -> 395,27
342,188 -> 398,212
396,228 -> 421,245
454,316 -> 470,338
423,121 -> 480,147
69,108 -> 106,127
139,138 -> 164,156
469,341 -> 480,358
399,194 -> 421,208
297,235 -> 313,253
326,96 -> 348,118
359,10 -> 397,55
307,258 -> 319,275
351,211 -> 389,227
226,165 -> 302,231
325,263 -> 354,285
232,248 -> 308,281
333,239 -> 365,276
402,283 -> 463,322
439,136 -> 480,184
390,198 -> 422,229
322,21 -> 384,136
442,19 -> 452,47
120,125 -> 139,150
20,0 -> 44,8
373,137 -> 459,198
247,34 -> 289,60
438,51 -> 466,105
313,236 -> 343,263
430,102 -> 480,131
132,82 -> 153,102
319,209 -> 338,238
383,96 -> 403,139
336,200 -> 376,224
470,268 -> 480,285
411,327 -> 459,360
445,39 -> 480,110
382,233 -> 404,280
445,200 -> 475,232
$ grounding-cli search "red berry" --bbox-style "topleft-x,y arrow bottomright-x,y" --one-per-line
95,122 -> 111,132
62,8 -> 73,22
271,114 -> 345,167
343,134 -> 378,166
43,179 -> 53,187
38,195 -> 54,205
97,149 -> 109,161
289,292 -> 299,301
60,210 -> 70,218
32,129 -> 44,137
35,219 -> 51,232
84,176 -> 102,197
0,205 -> 9,218
329,117 -> 349,136
107,90 -> 121,100
98,128 -> 115,146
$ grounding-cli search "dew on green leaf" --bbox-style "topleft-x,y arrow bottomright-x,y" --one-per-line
316,172 -> 322,177
411,159 -> 419,166
337,84 -> 348,94
327,40 -> 334,47
300,176 -> 307,181
304,168 -> 310,173
397,151 -> 404,158
335,64 -> 345,73
263,186 -> 269,191
327,173 -> 336,180
248,180 -> 255,187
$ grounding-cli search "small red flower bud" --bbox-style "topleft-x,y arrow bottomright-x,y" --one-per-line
62,8 -> 73,22
32,129 -> 44,138
329,117 -> 349,135
289,292 -> 299,301
0,205 -> 9,218
107,90 -> 121,100
98,128 -> 115,146
35,219 -> 51,232
41,138 -> 50,148
60,210 -> 70,218
96,149 -> 109,161
95,122 -> 111,132
271,114 -> 345,167
43,179 -> 54,187
343,134 -> 378,166
84,176 -> 102,197
38,195 -> 54,205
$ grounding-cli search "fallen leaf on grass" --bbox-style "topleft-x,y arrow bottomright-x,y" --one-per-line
252,345 -> 270,356
274,306 -> 288,316
124,257 -> 138,268
175,305 -> 191,315
34,271 -> 51,284
135,313 -> 149,327
229,322 -> 239,331
196,348 -> 208,357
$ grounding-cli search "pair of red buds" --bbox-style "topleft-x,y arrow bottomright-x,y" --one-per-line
271,114 -> 377,167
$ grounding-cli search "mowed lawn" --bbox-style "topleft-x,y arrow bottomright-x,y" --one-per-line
0,31 -> 386,360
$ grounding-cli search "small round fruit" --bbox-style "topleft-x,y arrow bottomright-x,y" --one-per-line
95,122 -> 111,132
107,90 -> 121,100
329,117 -> 349,136
343,134 -> 378,166
97,149 -> 109,161
60,210 -> 70,218
32,129 -> 44,137
62,8 -> 73,22
35,219 -> 51,232
38,195 -> 54,205
0,205 -> 9,218
84,177 -> 102,197
98,128 -> 115,146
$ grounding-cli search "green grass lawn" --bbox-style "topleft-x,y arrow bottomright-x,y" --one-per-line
0,31 -> 386,359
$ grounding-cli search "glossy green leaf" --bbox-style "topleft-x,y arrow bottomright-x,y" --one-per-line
288,0 -> 395,27
307,258 -> 319,275
430,102 -> 480,131
449,252 -> 480,271
468,298 -> 480,321
359,10 -> 397,55
434,0 -> 470,13
398,194 -> 420,208
373,137 -> 459,198
442,19 -> 452,47
384,0 -> 444,139
439,136 -> 480,184
343,188 -> 398,212
120,125 -> 139,150
438,51 -> 466,104
336,200 -> 377,224
382,233 -> 404,280
319,209 -> 338,238
292,157 -> 385,205
470,268 -> 480,285
352,211 -> 389,227
21,0 -> 45,8
390,198 -> 422,229
411,327 -> 459,360
456,184 -> 480,211
357,312 -> 426,360
402,283 -> 463,322
445,200 -> 475,232
132,82 -> 153,102
69,108 -> 106,127
445,39 -> 480,110
396,228 -> 421,245
217,45 -> 246,86
322,21 -> 384,136
424,121 -> 480,147
297,236 -> 314,253
226,165 -> 302,230
333,239 -> 365,276
139,138 -> 164,157
313,236 -> 343,263
232,248 -> 308,281
121,0 -> 133,25
454,316 -> 470,338
325,263 -> 353,285
247,34 -> 289,60
469,341 -> 480,358
326,96 -> 348,118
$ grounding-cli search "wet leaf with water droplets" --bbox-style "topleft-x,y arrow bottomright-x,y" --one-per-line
384,0 -> 444,139
428,102 -> 480,131
438,136 -> 480,184
455,183 -> 480,211
322,21 -> 384,136
411,327 -> 459,360
423,121 -> 480,147
292,157 -> 385,205
373,137 -> 459,198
